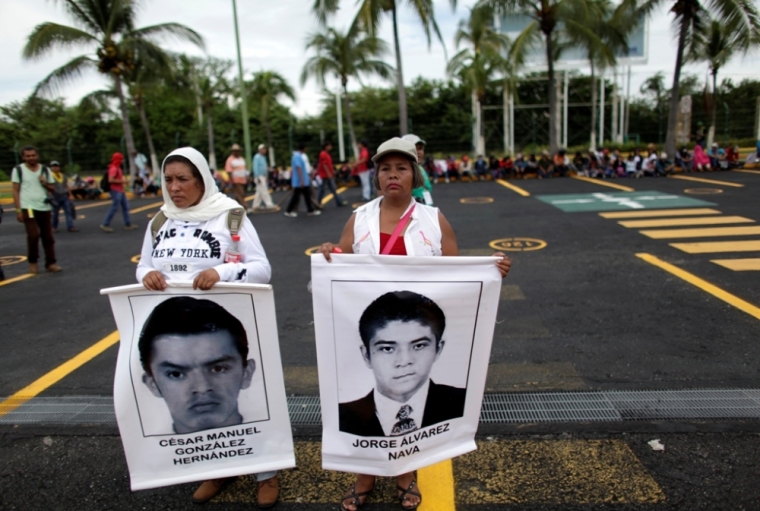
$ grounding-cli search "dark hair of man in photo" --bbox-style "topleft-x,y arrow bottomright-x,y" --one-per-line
138,296 -> 248,374
358,291 -> 446,357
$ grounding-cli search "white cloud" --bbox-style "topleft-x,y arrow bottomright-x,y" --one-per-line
0,0 -> 756,117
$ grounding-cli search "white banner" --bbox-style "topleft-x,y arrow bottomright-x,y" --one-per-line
311,255 -> 501,476
101,282 -> 295,490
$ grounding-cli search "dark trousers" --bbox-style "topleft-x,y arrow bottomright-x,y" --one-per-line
286,186 -> 314,213
317,177 -> 345,206
52,196 -> 75,230
22,210 -> 56,266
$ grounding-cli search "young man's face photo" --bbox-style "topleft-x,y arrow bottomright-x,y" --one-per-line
361,319 -> 443,403
142,330 -> 255,434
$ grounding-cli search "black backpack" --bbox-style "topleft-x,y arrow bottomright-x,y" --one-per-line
100,168 -> 111,192
13,164 -> 50,183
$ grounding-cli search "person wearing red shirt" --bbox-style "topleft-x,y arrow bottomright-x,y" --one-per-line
352,139 -> 371,202
316,142 -> 347,207
100,152 -> 137,232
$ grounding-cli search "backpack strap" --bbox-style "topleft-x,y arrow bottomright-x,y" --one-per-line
226,208 -> 245,236
150,210 -> 168,240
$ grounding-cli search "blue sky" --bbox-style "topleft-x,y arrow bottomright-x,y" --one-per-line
1,0 -> 758,117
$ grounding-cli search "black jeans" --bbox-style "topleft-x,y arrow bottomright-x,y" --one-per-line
286,187 -> 315,213
22,210 -> 56,266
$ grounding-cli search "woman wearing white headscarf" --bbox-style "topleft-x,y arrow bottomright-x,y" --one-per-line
135,147 -> 279,507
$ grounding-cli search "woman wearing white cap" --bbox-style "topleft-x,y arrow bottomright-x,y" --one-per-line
318,137 -> 512,511
135,147 -> 280,508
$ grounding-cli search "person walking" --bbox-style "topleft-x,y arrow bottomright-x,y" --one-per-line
316,141 -> 347,207
49,161 -> 78,233
100,152 -> 137,232
225,143 -> 249,208
136,146 -> 279,508
11,145 -> 62,273
284,144 -> 320,217
353,139 -> 372,202
252,144 -> 276,211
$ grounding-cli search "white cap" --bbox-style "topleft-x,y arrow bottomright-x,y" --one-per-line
401,134 -> 426,146
258,144 -> 266,150
661,152 -> 668,159
372,137 -> 418,164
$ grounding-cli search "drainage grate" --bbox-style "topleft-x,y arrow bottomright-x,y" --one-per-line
2,389 -> 760,426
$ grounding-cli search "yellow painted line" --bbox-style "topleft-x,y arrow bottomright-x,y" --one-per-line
637,253 -> 760,321
129,201 -> 163,214
495,179 -> 530,196
619,216 -> 754,228
670,240 -> 760,254
0,273 -> 34,287
733,168 -> 760,175
321,186 -> 348,206
418,460 -> 455,511
712,258 -> 760,271
640,226 -> 760,239
570,175 -> 635,192
71,201 -> 111,210
668,174 -> 743,187
599,208 -> 721,219
0,331 -> 120,417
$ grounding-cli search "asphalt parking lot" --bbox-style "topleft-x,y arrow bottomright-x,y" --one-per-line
1,171 -> 759,509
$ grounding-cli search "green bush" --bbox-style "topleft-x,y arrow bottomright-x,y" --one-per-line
0,169 -> 9,181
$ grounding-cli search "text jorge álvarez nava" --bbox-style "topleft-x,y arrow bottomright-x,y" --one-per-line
160,426 -> 261,465
152,228 -> 222,259
352,422 -> 451,460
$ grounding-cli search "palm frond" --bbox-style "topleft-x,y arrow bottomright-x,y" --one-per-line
22,22 -> 98,60
32,55 -> 98,97
130,23 -> 205,50
312,0 -> 341,24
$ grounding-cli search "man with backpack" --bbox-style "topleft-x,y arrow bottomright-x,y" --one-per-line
11,145 -> 62,274
100,152 -> 138,233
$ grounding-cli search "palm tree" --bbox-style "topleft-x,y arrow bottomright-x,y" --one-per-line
687,16 -> 760,146
247,71 -> 296,167
314,0 -> 458,136
480,0 -> 610,154
447,4 -> 510,155
22,0 -> 204,180
620,0 -> 759,157
301,26 -> 395,159
191,57 -> 233,170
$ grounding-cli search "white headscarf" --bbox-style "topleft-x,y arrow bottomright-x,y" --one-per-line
160,147 -> 242,222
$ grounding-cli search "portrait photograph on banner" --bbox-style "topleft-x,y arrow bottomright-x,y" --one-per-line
311,254 -> 502,476
101,282 -> 295,491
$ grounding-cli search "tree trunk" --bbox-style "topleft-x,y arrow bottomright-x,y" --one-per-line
206,109 -> 217,170
265,104 -> 275,167
113,73 -> 137,184
471,89 -> 478,154
589,64 -> 597,149
343,82 -> 359,160
391,5 -> 409,135
708,69 -> 718,147
136,97 -> 159,176
478,97 -> 485,156
545,32 -> 557,154
665,16 -> 690,158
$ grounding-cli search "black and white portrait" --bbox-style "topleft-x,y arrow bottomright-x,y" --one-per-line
128,294 -> 270,436
332,282 -> 480,438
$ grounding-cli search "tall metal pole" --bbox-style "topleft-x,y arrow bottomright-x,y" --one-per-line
562,70 -> 569,148
509,92 -> 515,155
336,86 -> 345,161
232,0 -> 252,170
625,66 -> 632,142
599,73 -> 605,145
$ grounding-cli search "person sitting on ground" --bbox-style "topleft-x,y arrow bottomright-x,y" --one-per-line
488,156 -> 500,180
602,155 -> 615,179
692,144 -> 711,172
526,154 -> 538,176
85,176 -> 102,199
625,153 -> 642,178
725,146 -> 741,169
642,149 -> 659,177
474,155 -> 488,180
656,152 -> 674,176
513,153 -> 527,179
459,155 -> 475,181
707,143 -> 727,170
70,174 -> 88,200
446,156 -> 458,182
675,147 -> 692,171
552,150 -> 568,177
537,151 -> 553,179
501,154 -> 514,179
586,150 -> 601,178
573,151 -> 588,177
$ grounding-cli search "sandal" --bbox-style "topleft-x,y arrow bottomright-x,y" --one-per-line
339,480 -> 375,511
397,473 -> 422,510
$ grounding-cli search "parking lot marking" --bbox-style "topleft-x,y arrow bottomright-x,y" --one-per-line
619,216 -> 754,228
570,175 -> 635,192
711,258 -> 760,271
600,208 -> 720,219
0,273 -> 34,288
670,240 -> 760,254
0,331 -> 120,418
418,460 -> 455,511
129,201 -> 163,214
733,168 -> 760,175
668,174 -> 744,187
639,226 -> 760,239
70,201 -> 112,211
636,253 -> 760,321
495,179 -> 530,196
320,186 -> 348,206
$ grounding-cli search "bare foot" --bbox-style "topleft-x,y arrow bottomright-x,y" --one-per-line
396,472 -> 421,509
340,474 -> 375,511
